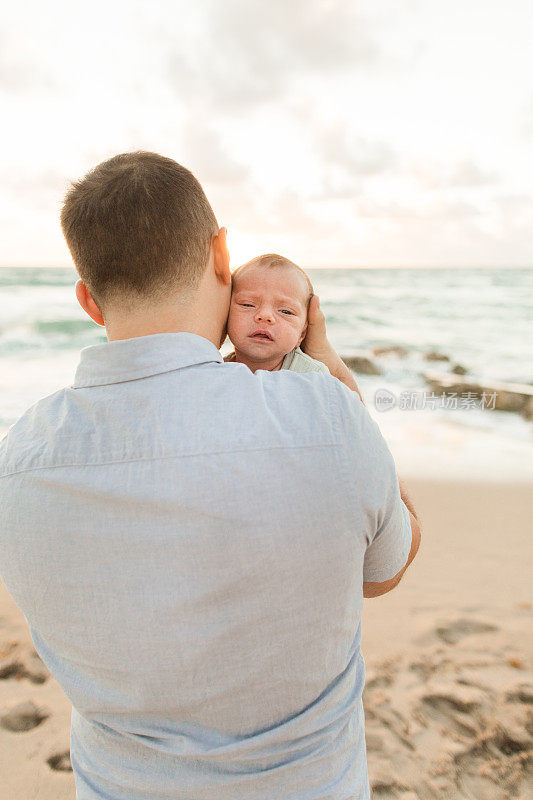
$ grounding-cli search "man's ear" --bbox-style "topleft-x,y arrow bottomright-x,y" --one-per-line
75,280 -> 105,326
212,227 -> 231,285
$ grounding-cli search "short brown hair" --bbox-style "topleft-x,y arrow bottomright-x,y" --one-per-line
60,151 -> 219,310
232,254 -> 314,308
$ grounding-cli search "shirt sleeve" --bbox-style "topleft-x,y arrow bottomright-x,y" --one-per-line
330,379 -> 413,583
362,471 -> 412,582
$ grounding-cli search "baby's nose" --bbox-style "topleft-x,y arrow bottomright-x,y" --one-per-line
255,307 -> 274,322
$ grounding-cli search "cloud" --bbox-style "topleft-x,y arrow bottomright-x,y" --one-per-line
257,189 -> 334,235
178,119 -> 248,184
494,193 -> 533,230
448,159 -> 498,187
353,197 -> 482,221
0,0 -> 531,269
0,32 -> 56,94
411,158 -> 499,191
520,95 -> 533,138
0,167 -> 69,210
318,125 -> 397,175
309,125 -> 398,201
166,0 -> 378,112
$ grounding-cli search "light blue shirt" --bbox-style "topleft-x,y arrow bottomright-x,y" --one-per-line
0,332 -> 412,800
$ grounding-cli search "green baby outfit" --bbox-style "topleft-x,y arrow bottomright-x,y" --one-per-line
280,346 -> 330,374
223,346 -> 330,374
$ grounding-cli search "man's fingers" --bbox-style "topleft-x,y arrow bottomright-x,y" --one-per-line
308,295 -> 325,324
308,295 -> 319,320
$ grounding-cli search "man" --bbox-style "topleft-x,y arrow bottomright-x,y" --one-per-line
0,151 -> 421,800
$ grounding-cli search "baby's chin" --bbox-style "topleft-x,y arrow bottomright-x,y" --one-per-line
230,337 -> 288,360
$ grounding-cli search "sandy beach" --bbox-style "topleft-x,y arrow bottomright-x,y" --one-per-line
1,477 -> 531,799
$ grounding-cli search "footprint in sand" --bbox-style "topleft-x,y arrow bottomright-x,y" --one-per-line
408,652 -> 454,683
505,684 -> 533,706
417,685 -> 485,740
24,649 -> 50,682
0,652 -> 49,684
0,660 -> 24,680
453,724 -> 532,800
421,686 -> 484,715
365,645 -> 533,800
435,618 -> 498,645
47,750 -> 73,772
368,757 -> 409,799
0,700 -> 49,732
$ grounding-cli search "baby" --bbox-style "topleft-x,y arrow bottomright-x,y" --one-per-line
223,254 -> 330,375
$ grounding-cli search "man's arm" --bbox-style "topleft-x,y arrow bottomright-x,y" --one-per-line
363,480 -> 421,597
335,374 -> 421,595
302,294 -> 421,593
324,351 -> 365,403
339,383 -> 420,595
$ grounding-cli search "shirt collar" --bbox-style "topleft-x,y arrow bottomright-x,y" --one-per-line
72,332 -> 224,388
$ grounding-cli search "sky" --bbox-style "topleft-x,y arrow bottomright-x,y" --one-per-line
1,0 -> 532,268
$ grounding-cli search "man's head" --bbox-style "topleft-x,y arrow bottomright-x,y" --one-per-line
227,254 -> 314,368
62,151 -> 231,344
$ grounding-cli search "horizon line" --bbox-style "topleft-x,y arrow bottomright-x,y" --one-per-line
1,263 -> 532,271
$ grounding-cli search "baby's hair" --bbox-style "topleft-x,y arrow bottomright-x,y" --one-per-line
231,254 -> 314,309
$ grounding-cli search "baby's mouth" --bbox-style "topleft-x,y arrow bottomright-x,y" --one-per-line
249,332 -> 274,341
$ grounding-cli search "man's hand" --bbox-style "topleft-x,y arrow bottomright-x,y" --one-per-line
302,295 -> 365,403
301,295 -> 334,363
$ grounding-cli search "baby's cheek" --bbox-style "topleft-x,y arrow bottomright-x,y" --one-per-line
226,302 -> 238,323
226,307 -> 243,340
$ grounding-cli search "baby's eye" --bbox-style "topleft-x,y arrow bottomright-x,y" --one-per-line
240,303 -> 254,307
281,310 -> 294,315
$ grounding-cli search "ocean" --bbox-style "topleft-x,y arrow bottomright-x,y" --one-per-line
1,265 -> 532,480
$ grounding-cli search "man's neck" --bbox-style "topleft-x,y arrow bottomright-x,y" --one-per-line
104,304 -> 224,350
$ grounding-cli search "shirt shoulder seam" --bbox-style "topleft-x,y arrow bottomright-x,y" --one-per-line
0,440 -> 344,479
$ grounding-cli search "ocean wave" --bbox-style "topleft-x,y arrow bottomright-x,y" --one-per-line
0,267 -> 77,288
1,265 -> 532,440
33,319 -> 99,337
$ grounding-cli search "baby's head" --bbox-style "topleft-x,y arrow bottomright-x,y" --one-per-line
226,254 -> 314,369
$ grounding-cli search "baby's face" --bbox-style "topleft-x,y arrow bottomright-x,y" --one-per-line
227,266 -> 309,363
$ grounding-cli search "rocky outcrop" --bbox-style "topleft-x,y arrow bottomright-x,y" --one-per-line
423,371 -> 533,418
370,345 -> 408,358
424,351 -> 450,362
343,354 -> 382,375
522,397 -> 533,421
451,363 -> 468,375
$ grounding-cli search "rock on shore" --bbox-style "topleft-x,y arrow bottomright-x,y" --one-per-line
422,371 -> 533,419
